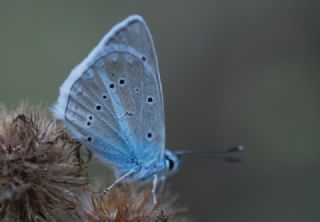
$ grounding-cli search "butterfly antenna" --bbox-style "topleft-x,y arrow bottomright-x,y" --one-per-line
174,144 -> 244,162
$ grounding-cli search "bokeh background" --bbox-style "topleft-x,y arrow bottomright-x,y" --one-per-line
0,1 -> 319,221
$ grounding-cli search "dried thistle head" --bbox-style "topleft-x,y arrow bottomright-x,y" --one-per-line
80,183 -> 188,222
0,104 -> 89,222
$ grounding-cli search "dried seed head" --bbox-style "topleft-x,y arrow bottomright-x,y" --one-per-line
79,183 -> 189,222
0,104 -> 89,221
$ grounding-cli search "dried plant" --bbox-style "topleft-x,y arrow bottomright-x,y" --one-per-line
0,104 -> 189,222
0,104 -> 89,222
79,183 -> 188,222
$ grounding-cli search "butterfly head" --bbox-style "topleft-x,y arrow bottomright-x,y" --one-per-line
163,150 -> 181,175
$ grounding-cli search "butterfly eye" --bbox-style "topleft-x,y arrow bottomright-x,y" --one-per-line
168,158 -> 175,171
86,121 -> 91,126
141,56 -> 146,62
88,115 -> 93,120
87,137 -> 92,142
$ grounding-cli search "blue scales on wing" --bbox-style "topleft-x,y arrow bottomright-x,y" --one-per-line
52,15 -> 165,176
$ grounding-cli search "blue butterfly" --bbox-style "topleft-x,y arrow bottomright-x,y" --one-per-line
52,15 -> 243,203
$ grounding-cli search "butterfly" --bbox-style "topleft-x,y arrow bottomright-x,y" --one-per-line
52,15 -> 243,203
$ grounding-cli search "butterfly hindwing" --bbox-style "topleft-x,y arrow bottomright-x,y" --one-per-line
53,15 -> 165,172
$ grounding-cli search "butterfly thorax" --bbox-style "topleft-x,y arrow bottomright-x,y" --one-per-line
116,149 -> 180,182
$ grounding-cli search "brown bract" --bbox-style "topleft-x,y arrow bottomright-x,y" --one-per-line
79,183 -> 188,222
0,105 -> 89,222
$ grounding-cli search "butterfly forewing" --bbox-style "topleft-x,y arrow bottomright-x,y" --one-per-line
53,15 -> 165,171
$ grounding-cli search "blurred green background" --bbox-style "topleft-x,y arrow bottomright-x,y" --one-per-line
1,1 -> 319,221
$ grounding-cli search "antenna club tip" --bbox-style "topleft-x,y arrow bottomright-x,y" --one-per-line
237,144 -> 245,152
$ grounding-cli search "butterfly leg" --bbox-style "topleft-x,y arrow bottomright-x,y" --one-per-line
98,168 -> 135,197
158,175 -> 166,194
152,174 -> 159,204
